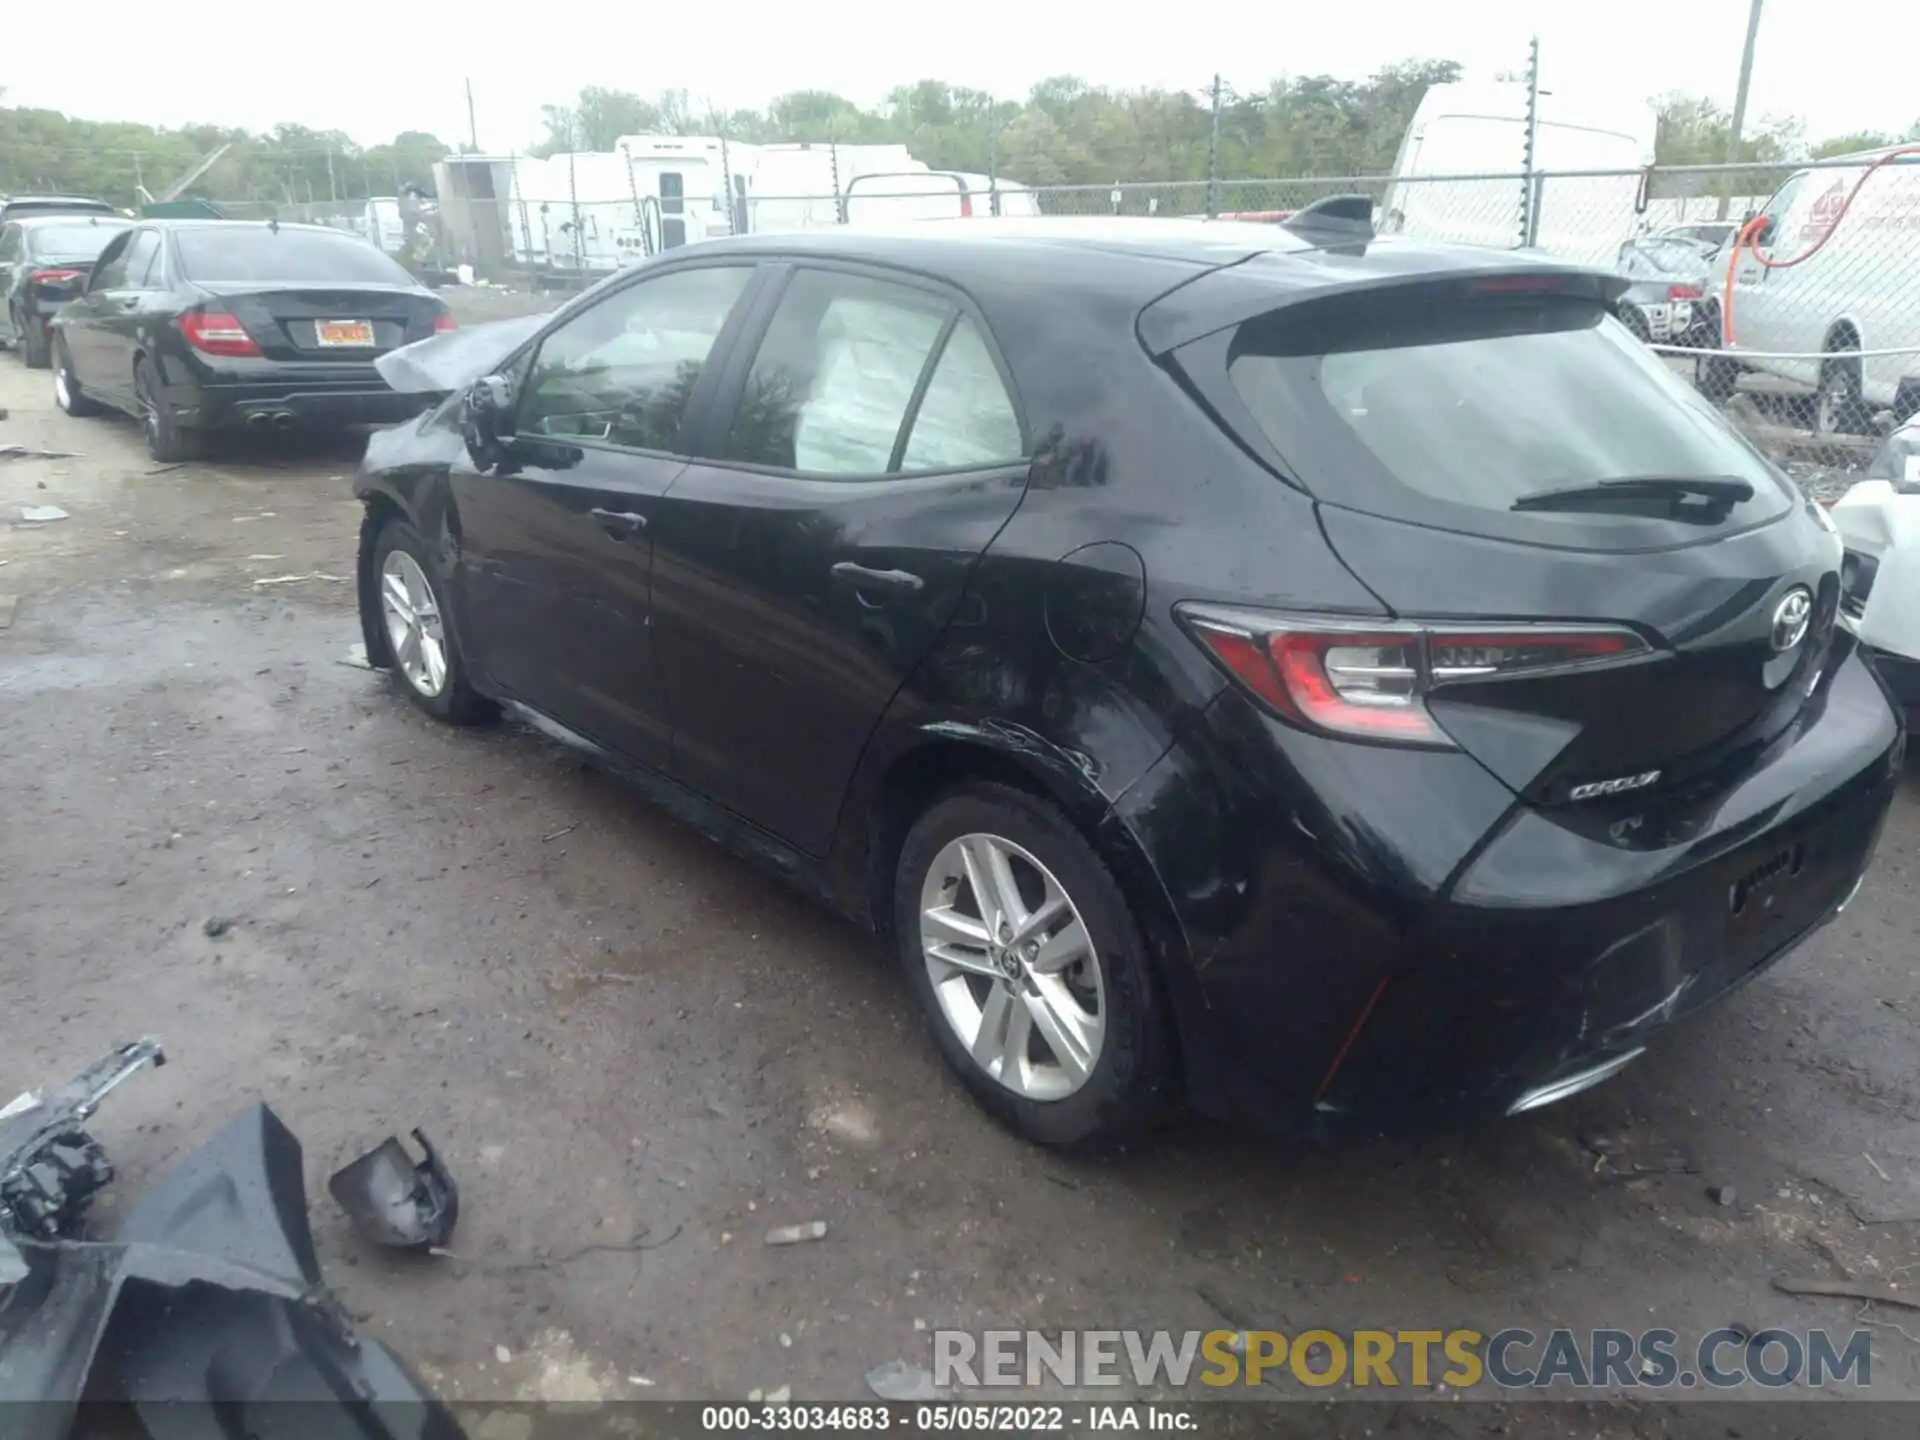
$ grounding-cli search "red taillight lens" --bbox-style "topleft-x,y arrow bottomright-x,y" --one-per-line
1178,605 -> 1649,747
959,193 -> 974,217
433,313 -> 457,333
1667,283 -> 1704,301
177,311 -> 260,358
30,268 -> 83,285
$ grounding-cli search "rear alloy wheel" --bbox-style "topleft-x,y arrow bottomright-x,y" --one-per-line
1815,348 -> 1873,437
895,783 -> 1173,1146
372,519 -> 492,725
135,358 -> 202,463
14,308 -> 50,369
52,336 -> 100,416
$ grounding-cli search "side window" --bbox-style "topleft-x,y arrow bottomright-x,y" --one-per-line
899,316 -> 1024,471
123,232 -> 164,289
89,232 -> 135,290
517,264 -> 752,452
722,269 -> 952,477
1754,173 -> 1807,247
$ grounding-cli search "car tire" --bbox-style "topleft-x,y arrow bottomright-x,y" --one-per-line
15,309 -> 50,369
134,357 -> 203,463
371,517 -> 494,726
893,782 -> 1175,1146
1815,347 -> 1874,437
1696,353 -> 1742,405
52,335 -> 101,417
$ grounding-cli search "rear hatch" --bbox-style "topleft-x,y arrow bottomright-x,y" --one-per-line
1159,263 -> 1843,806
175,226 -> 443,363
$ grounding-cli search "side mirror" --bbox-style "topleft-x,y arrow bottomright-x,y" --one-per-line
459,374 -> 513,467
1755,216 -> 1777,246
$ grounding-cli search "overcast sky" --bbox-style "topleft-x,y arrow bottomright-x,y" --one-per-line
5,0 -> 1914,152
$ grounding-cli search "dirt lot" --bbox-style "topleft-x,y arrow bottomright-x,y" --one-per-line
3,302 -> 1920,1431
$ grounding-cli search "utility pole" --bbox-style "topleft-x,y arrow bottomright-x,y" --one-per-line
1718,0 -> 1766,219
1205,73 -> 1223,219
466,78 -> 481,153
326,148 -> 338,202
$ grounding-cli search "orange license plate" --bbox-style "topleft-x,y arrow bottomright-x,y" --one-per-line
316,319 -> 374,347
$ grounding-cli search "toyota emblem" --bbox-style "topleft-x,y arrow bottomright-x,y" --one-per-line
1770,587 -> 1813,653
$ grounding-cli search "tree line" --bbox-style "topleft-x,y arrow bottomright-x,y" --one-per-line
3,70 -> 1916,210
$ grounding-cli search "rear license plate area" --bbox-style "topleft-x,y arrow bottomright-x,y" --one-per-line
315,319 -> 374,348
1727,842 -> 1813,949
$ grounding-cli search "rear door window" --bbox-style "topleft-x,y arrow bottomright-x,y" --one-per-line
120,231 -> 163,289
1218,294 -> 1793,549
721,268 -> 952,476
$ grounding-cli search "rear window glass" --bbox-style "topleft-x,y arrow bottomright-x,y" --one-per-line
175,228 -> 412,285
1225,296 -> 1791,545
29,223 -> 130,260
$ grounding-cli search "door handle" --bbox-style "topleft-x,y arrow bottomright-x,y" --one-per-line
590,507 -> 647,539
831,562 -> 925,595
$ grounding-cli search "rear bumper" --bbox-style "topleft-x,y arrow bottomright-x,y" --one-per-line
176,379 -> 429,432
1113,637 -> 1903,1133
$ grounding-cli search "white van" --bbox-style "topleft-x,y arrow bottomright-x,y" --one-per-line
746,144 -> 922,233
506,153 -> 659,271
1381,81 -> 1655,266
844,171 -> 1040,225
1704,152 -> 1920,431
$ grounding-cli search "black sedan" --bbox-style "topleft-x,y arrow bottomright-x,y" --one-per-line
353,207 -> 1900,1146
50,220 -> 453,462
0,213 -> 132,367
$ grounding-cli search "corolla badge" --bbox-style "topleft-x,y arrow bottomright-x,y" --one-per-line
1770,587 -> 1813,653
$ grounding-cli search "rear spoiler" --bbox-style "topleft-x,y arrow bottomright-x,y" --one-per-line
1137,243 -> 1629,357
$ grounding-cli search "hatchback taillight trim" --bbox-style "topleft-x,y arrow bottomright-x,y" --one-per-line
1176,603 -> 1652,747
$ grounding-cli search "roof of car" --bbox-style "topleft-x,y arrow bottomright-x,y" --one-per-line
137,219 -> 363,236
687,218 -> 1610,348
17,211 -> 129,226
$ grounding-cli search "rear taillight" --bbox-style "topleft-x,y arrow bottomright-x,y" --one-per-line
1177,604 -> 1650,747
433,313 -> 457,333
959,192 -> 974,218
1667,283 -> 1704,301
30,268 -> 83,285
177,311 -> 261,358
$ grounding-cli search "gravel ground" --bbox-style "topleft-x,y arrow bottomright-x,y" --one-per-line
2,321 -> 1918,1436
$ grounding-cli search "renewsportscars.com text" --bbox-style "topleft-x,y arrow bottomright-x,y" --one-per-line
933,1327 -> 1874,1391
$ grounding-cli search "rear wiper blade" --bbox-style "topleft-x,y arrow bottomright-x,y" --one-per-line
1511,475 -> 1756,514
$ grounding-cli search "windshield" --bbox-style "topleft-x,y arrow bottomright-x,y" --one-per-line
1225,295 -> 1792,547
29,222 -> 130,261
175,228 -> 413,285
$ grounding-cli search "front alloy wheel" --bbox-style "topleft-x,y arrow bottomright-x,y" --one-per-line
368,519 -> 493,725
380,549 -> 450,698
919,832 -> 1105,1101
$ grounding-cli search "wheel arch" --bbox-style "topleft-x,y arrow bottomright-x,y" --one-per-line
356,493 -> 408,669
1823,318 -> 1866,361
842,727 -> 1196,1053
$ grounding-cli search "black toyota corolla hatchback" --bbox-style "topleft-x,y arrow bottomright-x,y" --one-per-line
354,204 -> 1902,1146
